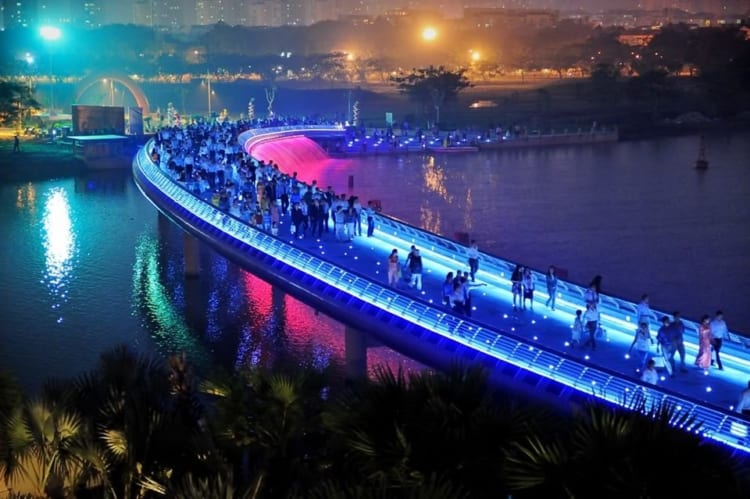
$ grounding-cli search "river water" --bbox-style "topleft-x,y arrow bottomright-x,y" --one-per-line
1,131 -> 748,392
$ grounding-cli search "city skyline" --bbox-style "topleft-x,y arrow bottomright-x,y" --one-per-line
1,0 -> 747,31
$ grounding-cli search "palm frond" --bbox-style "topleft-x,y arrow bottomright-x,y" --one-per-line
99,428 -> 128,458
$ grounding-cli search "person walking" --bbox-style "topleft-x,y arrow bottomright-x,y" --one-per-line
511,265 -> 523,311
695,315 -> 713,370
710,310 -> 727,370
387,249 -> 400,287
365,201 -> 376,237
670,311 -> 688,373
629,321 -> 654,373
582,302 -> 599,351
736,381 -> 750,416
545,265 -> 558,310
408,248 -> 423,291
656,316 -> 675,376
522,267 -> 535,311
636,294 -> 652,327
467,240 -> 480,282
571,310 -> 584,348
13,134 -> 21,153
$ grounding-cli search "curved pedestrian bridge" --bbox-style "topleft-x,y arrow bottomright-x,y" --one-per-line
133,125 -> 750,455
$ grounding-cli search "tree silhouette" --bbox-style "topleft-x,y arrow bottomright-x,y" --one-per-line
391,66 -> 471,126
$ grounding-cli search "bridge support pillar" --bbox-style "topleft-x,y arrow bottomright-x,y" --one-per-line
345,326 -> 368,379
158,211 -> 170,235
183,233 -> 200,278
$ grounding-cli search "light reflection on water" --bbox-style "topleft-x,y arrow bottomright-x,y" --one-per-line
3,131 -> 748,394
266,132 -> 750,334
0,172 -> 424,394
41,187 -> 76,320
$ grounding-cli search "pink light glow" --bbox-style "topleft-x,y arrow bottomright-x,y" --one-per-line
250,136 -> 354,191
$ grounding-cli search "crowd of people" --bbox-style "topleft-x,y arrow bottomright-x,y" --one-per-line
149,117 -> 379,245
147,117 -> 747,417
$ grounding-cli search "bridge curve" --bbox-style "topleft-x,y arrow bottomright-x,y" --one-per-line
134,125 -> 750,455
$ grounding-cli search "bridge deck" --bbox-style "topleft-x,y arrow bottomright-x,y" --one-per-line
277,213 -> 748,413
134,127 -> 750,454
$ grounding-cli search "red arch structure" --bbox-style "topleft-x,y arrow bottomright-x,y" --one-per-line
75,73 -> 150,115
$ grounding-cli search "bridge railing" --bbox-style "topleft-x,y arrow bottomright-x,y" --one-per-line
369,211 -> 748,348
134,140 -> 750,454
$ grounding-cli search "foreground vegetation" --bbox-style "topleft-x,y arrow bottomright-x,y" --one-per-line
1,346 -> 748,498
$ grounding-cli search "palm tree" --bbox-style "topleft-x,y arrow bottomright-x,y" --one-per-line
505,397 -> 749,498
72,346 -> 207,498
200,360 -> 334,497
323,365 -> 534,496
0,390 -> 108,498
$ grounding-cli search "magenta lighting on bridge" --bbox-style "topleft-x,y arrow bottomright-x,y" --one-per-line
134,126 -> 750,455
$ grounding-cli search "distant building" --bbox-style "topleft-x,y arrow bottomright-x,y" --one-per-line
2,0 -> 37,28
461,7 -> 559,29
618,29 -> 656,46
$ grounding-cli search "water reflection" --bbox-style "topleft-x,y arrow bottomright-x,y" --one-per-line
41,187 -> 76,319
132,234 -> 210,369
132,220 -> 425,378
16,183 -> 37,211
422,155 -> 452,202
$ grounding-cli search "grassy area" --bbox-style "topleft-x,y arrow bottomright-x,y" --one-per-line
0,132 -> 85,180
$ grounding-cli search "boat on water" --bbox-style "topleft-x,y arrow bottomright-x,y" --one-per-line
696,136 -> 709,170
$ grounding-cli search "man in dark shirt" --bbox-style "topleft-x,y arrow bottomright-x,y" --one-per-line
670,312 -> 688,373
656,316 -> 675,376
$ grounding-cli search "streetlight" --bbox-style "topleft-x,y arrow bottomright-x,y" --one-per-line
205,74 -> 212,117
39,26 -> 62,114
422,26 -> 437,42
102,78 -> 114,106
195,49 -> 213,117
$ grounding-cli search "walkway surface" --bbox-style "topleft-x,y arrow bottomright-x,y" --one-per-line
135,128 -> 750,454
263,208 -> 749,414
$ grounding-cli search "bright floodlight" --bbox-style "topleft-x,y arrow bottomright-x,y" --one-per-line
40,26 -> 62,41
422,27 -> 437,42
471,51 -> 481,62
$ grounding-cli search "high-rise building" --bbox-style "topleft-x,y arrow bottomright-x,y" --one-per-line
3,0 -> 38,28
196,0 -> 234,25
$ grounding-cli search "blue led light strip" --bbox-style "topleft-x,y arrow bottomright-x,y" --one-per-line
134,133 -> 750,454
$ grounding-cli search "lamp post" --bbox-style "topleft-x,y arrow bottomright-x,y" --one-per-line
206,72 -> 212,117
39,26 -> 61,114
103,78 -> 114,106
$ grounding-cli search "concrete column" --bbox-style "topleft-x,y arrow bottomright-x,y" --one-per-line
345,326 -> 368,379
183,232 -> 200,278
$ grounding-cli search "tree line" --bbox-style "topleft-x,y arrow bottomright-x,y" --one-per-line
1,345 -> 748,498
0,21 -> 747,83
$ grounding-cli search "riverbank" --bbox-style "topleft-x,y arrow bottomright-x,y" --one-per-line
0,135 -> 86,180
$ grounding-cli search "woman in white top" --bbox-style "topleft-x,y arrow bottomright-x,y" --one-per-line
629,322 -> 654,372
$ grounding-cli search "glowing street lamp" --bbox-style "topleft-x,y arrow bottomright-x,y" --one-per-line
40,26 -> 62,41
102,78 -> 114,106
470,50 -> 481,63
422,26 -> 438,42
39,26 -> 62,113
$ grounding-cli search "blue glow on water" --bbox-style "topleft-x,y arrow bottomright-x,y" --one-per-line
133,131 -> 750,455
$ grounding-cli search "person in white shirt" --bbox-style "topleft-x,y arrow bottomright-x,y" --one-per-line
640,359 -> 658,385
467,240 -> 480,282
736,381 -> 750,415
710,310 -> 728,370
636,294 -> 652,327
